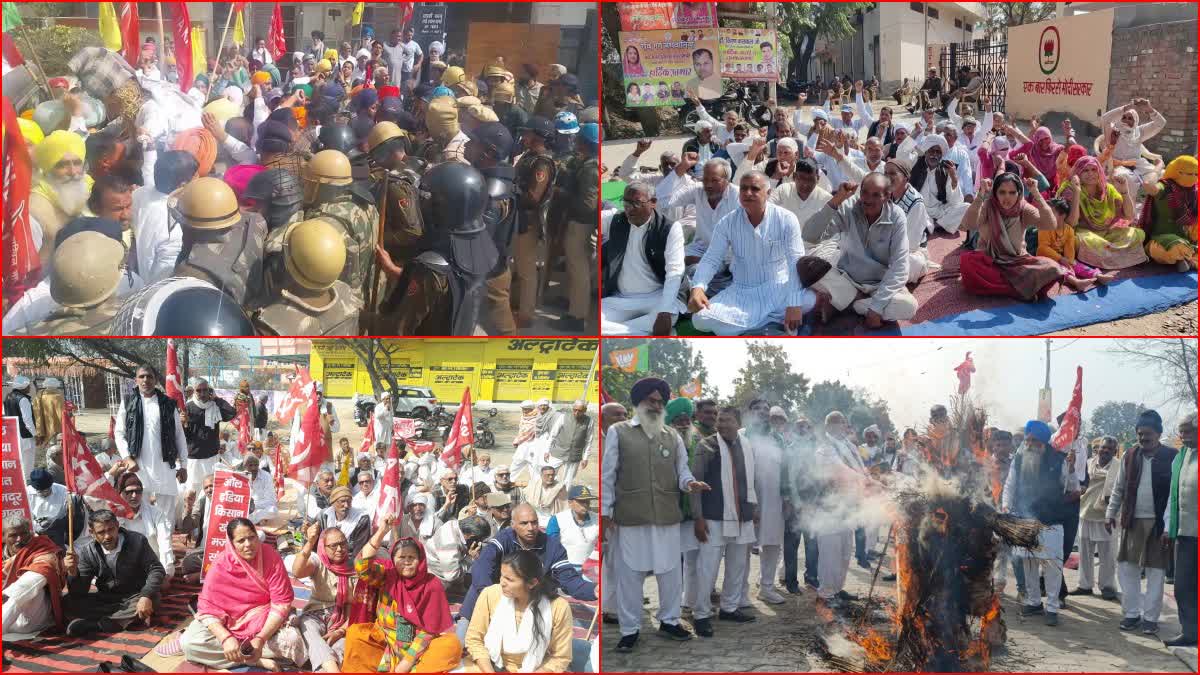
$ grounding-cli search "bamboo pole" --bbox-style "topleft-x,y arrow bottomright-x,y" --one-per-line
155,3 -> 166,64
211,6 -> 235,74
16,31 -> 52,93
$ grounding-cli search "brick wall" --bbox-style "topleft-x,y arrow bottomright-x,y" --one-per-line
1107,20 -> 1197,160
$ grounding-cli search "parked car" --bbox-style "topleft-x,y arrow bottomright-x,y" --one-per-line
352,386 -> 442,427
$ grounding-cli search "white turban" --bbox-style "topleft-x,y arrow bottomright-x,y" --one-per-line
223,86 -> 244,107
769,406 -> 788,419
429,41 -> 444,57
8,376 -> 30,389
520,400 -> 535,409
811,108 -> 829,122
537,398 -> 551,407
992,136 -> 1011,152
777,137 -> 799,153
918,134 -> 949,156
356,48 -> 371,60
43,378 -> 61,389
694,120 -> 714,132
893,122 -> 910,134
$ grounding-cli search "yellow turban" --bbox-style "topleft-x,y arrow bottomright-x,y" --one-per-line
34,130 -> 86,174
1163,155 -> 1198,189
17,118 -> 44,146
316,59 -> 333,74
203,97 -> 241,125
251,70 -> 272,86
323,48 -> 339,62
426,96 -> 460,141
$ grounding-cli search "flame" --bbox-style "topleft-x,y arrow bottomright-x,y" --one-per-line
815,599 -> 836,624
964,591 -> 1003,670
852,627 -> 896,665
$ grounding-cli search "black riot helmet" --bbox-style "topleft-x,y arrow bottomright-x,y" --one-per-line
419,162 -> 489,235
244,169 -> 303,231
111,277 -> 255,336
315,123 -> 358,154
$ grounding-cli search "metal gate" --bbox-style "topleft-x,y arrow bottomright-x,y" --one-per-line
940,41 -> 1007,114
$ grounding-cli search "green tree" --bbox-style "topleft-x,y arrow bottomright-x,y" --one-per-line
982,2 -> 1057,40
777,2 -> 873,84
3,338 -> 243,381
727,342 -> 808,413
805,379 -> 855,423
1089,400 -> 1144,447
600,339 -> 709,405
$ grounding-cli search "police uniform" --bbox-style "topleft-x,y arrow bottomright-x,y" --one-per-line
481,163 -> 518,335
252,283 -> 360,335
304,195 -> 380,307
175,213 -> 269,309
512,145 -> 557,323
16,230 -> 129,336
254,218 -> 358,336
561,153 -> 600,322
11,300 -> 123,336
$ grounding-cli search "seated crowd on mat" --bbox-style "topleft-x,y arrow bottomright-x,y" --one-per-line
602,81 -> 1195,335
4,370 -> 600,673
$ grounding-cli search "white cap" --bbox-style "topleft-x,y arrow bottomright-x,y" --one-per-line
8,376 -> 30,389
537,398 -> 551,407
769,406 -> 787,419
520,400 -> 535,409
694,120 -> 714,132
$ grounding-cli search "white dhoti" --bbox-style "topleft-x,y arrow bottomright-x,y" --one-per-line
908,248 -> 932,284
812,266 -> 919,322
1013,522 -> 1064,612
613,523 -> 684,636
557,461 -> 582,489
1078,518 -> 1117,592
185,455 -> 219,492
680,521 -> 700,609
2,571 -> 53,635
18,438 -> 35,483
926,201 -> 970,234
816,530 -> 853,600
511,437 -> 546,484
694,537 -> 750,619
600,293 -> 679,336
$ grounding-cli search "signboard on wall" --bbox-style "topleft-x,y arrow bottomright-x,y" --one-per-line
1006,9 -> 1115,121
718,28 -> 778,81
618,29 -> 720,107
617,2 -> 716,31
465,22 -> 560,94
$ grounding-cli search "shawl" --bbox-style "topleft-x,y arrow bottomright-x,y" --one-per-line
1056,144 -> 1088,186
1138,156 -> 1198,232
316,534 -> 372,629
483,591 -> 554,673
197,539 -> 295,640
2,535 -> 66,630
983,173 -> 1061,299
1061,156 -> 1121,230
1017,127 -> 1063,193
380,539 -> 454,635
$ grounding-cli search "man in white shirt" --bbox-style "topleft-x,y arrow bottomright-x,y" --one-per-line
770,159 -> 833,250
114,365 -> 189,523
940,124 -> 976,200
107,473 -> 175,587
4,376 -> 37,478
458,453 -> 495,488
662,156 -> 740,297
381,27 -> 422,94
242,453 -> 279,525
251,38 -> 274,65
600,181 -> 686,336
546,486 -> 600,569
824,83 -> 874,138
352,470 -> 380,521
613,141 -> 695,227
908,135 -> 969,234
129,150 -> 197,284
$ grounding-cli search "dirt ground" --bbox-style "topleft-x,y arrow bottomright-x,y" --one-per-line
600,539 -> 1195,673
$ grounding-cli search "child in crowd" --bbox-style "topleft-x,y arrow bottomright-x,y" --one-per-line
1038,195 -> 1117,291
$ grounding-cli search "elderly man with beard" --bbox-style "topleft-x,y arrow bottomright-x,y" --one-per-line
491,465 -> 524,506
683,121 -> 721,179
526,465 -> 569,527
4,376 -> 37,478
184,378 -> 236,496
115,365 -> 189,526
739,135 -> 802,189
241,454 -> 280,525
30,131 -> 93,266
3,515 -> 67,635
689,171 -> 813,336
1069,436 -> 1121,601
664,156 -> 742,299
814,411 -> 874,609
771,159 -> 833,250
1002,420 -> 1079,627
602,377 -> 710,652
1105,410 -> 1179,635
613,140 -> 694,226
542,401 -> 596,489
803,175 -> 917,329
909,134 -> 969,234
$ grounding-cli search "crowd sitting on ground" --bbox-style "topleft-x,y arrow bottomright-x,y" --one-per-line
599,376 -> 1197,655
602,71 -> 1195,336
3,26 -> 599,337
3,369 -> 600,672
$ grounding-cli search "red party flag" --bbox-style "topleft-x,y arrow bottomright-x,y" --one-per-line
440,389 -> 474,471
2,95 -> 39,306
599,384 -> 613,406
164,338 -> 187,412
358,413 -> 376,456
373,436 -> 403,529
287,378 -> 329,485
171,2 -> 193,92
275,367 -> 312,425
268,2 -> 287,61
119,2 -> 140,66
2,33 -> 24,67
62,403 -> 134,518
1052,367 -> 1084,452
954,351 -> 976,395
398,2 -> 414,31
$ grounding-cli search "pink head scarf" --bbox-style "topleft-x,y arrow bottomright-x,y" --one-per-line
224,164 -> 266,203
1070,155 -> 1107,191
196,531 -> 295,641
1023,127 -> 1064,184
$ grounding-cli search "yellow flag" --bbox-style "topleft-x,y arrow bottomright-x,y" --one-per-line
352,2 -> 365,26
191,26 -> 207,75
99,2 -> 122,52
232,10 -> 246,46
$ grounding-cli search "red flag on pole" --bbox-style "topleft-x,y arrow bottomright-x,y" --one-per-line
275,367 -> 312,425
599,385 -> 612,406
287,379 -> 329,485
398,2 -> 415,31
440,389 -> 474,471
119,2 -> 140,66
2,95 -> 40,306
1052,367 -> 1084,452
62,403 -> 135,518
953,351 -> 976,395
268,2 -> 287,61
358,413 -> 376,456
164,338 -> 186,412
231,1 -> 248,14
1,33 -> 24,67
171,2 -> 194,92
373,437 -> 403,529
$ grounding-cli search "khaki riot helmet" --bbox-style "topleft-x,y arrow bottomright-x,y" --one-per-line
283,218 -> 347,291
50,231 -> 126,308
426,95 -> 460,142
366,121 -> 408,154
302,149 -> 353,205
173,177 -> 241,230
491,80 -> 516,105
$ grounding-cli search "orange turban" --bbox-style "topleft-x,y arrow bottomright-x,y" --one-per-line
251,71 -> 272,86
171,128 -> 218,177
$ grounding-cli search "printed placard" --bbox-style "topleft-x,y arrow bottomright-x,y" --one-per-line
619,29 -> 720,107
718,28 -> 777,81
201,469 -> 252,579
1,417 -> 32,524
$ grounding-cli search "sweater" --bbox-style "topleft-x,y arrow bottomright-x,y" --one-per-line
1169,446 -> 1197,539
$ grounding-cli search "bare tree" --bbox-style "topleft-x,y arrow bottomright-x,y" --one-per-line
1108,338 -> 1198,410
984,2 -> 1056,40
344,339 -> 409,399
3,338 -> 242,381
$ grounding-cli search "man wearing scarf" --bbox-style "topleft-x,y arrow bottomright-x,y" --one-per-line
3,515 -> 67,635
602,377 -> 709,652
882,154 -> 933,283
1141,155 -> 1198,272
908,133 -> 969,234
689,406 -> 758,637
4,376 -> 37,477
184,378 -> 236,496
30,130 -> 93,267
1002,420 -> 1079,627
115,365 -> 190,524
1105,410 -> 1179,635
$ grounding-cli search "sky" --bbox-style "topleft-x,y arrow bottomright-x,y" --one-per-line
687,338 -> 1190,432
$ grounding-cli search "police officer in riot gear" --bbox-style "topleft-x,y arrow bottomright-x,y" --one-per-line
11,231 -> 130,335
364,121 -> 426,332
301,149 -> 380,311
511,116 -> 557,329
253,219 -> 359,336
111,277 -> 255,336
245,169 -> 304,233
172,177 -> 268,309
464,121 -> 519,335
381,162 -> 498,336
315,123 -> 359,155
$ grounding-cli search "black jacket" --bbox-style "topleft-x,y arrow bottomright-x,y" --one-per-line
185,397 -> 237,460
601,210 -> 672,298
68,528 -> 165,600
253,399 -> 269,429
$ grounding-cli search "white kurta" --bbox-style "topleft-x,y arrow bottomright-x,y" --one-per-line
119,502 -> 175,574
664,183 -> 742,261
352,488 -> 380,521
770,183 -> 833,245
372,404 -> 394,447
114,393 -> 190,499
2,569 -> 53,634
750,432 -> 785,547
916,169 -> 969,233
247,469 -> 279,523
27,484 -> 68,534
129,186 -> 183,284
599,211 -> 687,336
615,154 -> 697,226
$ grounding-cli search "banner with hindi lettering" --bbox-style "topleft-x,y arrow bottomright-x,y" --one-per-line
617,2 -> 716,31
200,469 -> 251,579
1,417 -> 32,524
394,417 -> 418,440
619,29 -> 720,107
718,27 -> 777,81
1006,9 -> 1114,122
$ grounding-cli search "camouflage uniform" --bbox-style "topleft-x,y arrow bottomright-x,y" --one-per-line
389,265 -> 452,335
12,299 -> 122,336
560,154 -> 600,321
175,213 -> 269,309
252,282 -> 361,336
511,149 -> 557,322
304,195 -> 380,307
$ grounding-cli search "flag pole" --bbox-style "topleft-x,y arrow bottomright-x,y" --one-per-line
211,6 -> 234,74
155,3 -> 166,63
581,350 -> 600,406
63,406 -> 74,550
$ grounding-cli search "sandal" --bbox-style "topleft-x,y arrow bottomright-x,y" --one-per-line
154,631 -> 183,658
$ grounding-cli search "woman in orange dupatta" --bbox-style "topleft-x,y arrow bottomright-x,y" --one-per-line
180,518 -> 307,671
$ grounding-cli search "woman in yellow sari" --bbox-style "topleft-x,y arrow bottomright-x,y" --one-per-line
1057,155 -> 1147,270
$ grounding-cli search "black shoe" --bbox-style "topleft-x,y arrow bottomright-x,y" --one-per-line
882,573 -> 897,582
1142,621 -> 1159,635
835,590 -> 858,602
66,618 -> 98,637
1164,635 -> 1199,647
1045,612 -> 1059,626
694,617 -> 714,637
1119,617 -> 1141,631
615,633 -> 639,653
805,578 -> 819,590
97,617 -> 122,633
603,613 -> 619,625
1020,604 -> 1044,617
658,621 -> 693,641
1100,588 -> 1119,601
856,558 -> 871,569
1058,597 -> 1069,610
785,582 -> 801,594
553,316 -> 586,333
718,609 -> 757,623
1067,587 -> 1093,596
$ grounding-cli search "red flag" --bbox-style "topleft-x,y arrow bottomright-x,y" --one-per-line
2,95 -> 40,306
599,385 -> 613,406
275,367 -> 312,425
287,379 -> 329,485
232,398 -> 252,453
440,389 -> 474,471
62,403 -> 135,519
373,436 -> 403,529
954,351 -> 976,395
171,2 -> 194,92
398,2 -> 414,31
268,2 -> 287,61
119,2 -> 140,66
1052,367 -> 1084,452
407,439 -> 434,456
358,413 -> 376,456
164,338 -> 186,412
231,1 -> 248,13
2,33 -> 24,67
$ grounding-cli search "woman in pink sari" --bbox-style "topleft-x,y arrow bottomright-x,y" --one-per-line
1011,126 -> 1065,198
181,518 -> 307,671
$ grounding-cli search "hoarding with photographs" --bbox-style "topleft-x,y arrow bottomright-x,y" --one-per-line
617,1 -> 717,31
718,27 -> 778,81
619,29 -> 720,106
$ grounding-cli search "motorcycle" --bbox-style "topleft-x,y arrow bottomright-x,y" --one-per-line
475,408 -> 499,449
353,394 -> 376,427
679,81 -> 770,130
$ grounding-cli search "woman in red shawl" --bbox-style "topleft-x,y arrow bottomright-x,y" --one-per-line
343,515 -> 462,672
1010,125 -> 1065,198
292,522 -> 375,672
958,172 -> 1065,301
180,518 -> 307,671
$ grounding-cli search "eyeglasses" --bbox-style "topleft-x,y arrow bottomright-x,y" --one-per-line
622,198 -> 653,208
123,488 -> 143,495
325,541 -> 348,549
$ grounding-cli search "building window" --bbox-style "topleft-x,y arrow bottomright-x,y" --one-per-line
965,23 -> 974,32
955,18 -> 963,28
910,2 -> 924,14
927,6 -> 940,19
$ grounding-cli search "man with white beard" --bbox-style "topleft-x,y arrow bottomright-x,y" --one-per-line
29,131 -> 93,267
602,377 -> 710,653
509,400 -> 539,484
372,391 -> 394,451
814,410 -> 874,609
513,398 -> 554,485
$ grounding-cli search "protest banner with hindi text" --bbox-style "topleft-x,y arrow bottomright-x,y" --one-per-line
1006,9 -> 1114,121
718,28 -> 777,81
617,2 -> 716,31
394,417 -> 417,440
619,30 -> 720,107
201,469 -> 251,579
1,417 -> 32,524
